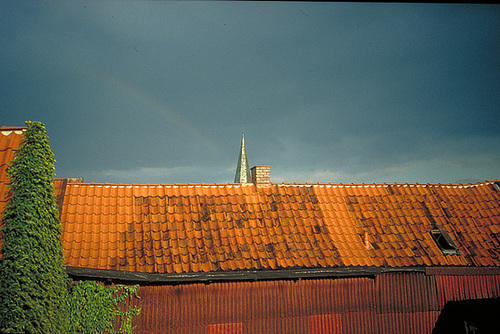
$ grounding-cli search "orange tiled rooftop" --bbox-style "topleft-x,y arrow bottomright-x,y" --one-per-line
60,180 -> 500,274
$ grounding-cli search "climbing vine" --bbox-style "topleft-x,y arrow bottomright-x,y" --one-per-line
0,121 -> 70,333
68,281 -> 141,334
111,285 -> 142,334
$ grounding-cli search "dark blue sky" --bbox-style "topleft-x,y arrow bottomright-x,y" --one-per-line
2,2 -> 499,184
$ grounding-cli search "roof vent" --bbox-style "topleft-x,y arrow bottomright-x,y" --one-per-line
364,231 -> 373,250
430,225 -> 460,255
251,166 -> 270,186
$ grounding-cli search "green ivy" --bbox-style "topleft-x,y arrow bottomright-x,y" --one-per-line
0,121 -> 70,333
110,285 -> 141,334
68,281 -> 141,334
68,281 -> 114,334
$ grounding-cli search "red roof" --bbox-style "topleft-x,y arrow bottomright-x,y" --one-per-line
60,180 -> 500,274
0,128 -> 25,217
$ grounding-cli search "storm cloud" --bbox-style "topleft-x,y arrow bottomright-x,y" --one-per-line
2,2 -> 499,184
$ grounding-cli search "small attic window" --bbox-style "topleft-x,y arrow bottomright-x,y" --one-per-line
430,225 -> 460,255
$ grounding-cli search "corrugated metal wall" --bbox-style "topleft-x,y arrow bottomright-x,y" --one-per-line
434,274 -> 500,308
132,272 -> 500,334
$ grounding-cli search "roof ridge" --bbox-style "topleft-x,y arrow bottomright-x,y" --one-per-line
275,181 -> 499,188
69,182 -> 253,188
0,126 -> 27,131
63,180 -> 499,188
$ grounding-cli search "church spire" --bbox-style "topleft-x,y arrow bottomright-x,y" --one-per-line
234,133 -> 251,183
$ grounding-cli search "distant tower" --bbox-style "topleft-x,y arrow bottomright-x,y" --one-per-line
234,133 -> 251,183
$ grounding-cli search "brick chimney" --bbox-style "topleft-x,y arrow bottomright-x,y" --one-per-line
251,166 -> 271,186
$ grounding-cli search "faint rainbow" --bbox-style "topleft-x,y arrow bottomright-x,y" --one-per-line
84,67 -> 232,163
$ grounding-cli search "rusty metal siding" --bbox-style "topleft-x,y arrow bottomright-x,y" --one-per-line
377,311 -> 440,334
377,272 -> 439,313
434,274 -> 500,308
130,272 -> 500,333
308,314 -> 342,334
132,273 -> 457,334
341,311 -> 377,334
207,322 -> 243,334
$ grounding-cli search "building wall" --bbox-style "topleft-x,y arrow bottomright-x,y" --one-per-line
130,272 -> 500,334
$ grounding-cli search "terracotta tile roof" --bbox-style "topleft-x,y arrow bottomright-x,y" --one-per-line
60,180 -> 500,274
0,128 -> 26,219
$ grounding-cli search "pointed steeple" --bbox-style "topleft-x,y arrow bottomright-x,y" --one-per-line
234,133 -> 251,183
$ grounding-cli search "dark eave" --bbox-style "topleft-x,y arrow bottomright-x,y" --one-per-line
66,266 -> 432,284
66,266 -> 500,284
